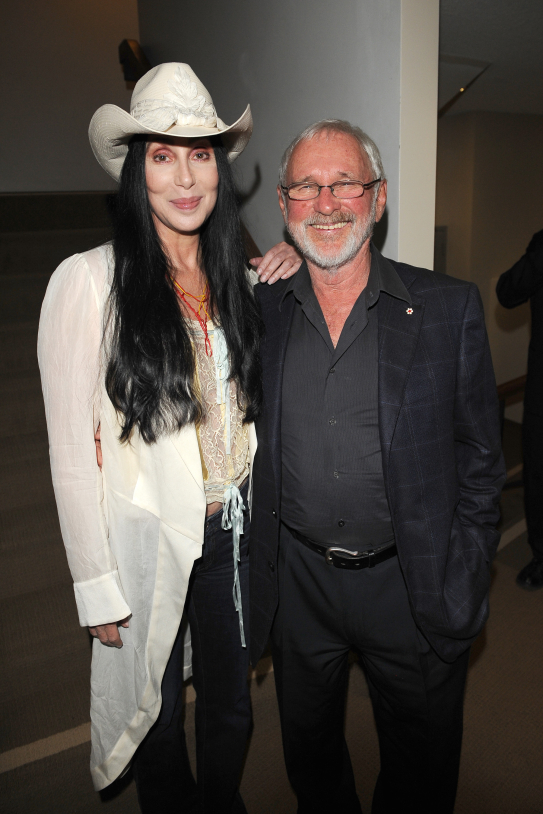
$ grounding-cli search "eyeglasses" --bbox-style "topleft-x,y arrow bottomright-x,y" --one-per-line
281,178 -> 381,201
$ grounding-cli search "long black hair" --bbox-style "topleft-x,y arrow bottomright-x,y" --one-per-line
105,135 -> 263,443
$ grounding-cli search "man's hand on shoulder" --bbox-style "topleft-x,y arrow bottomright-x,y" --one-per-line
251,242 -> 302,284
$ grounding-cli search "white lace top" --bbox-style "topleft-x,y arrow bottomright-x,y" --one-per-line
191,320 -> 250,504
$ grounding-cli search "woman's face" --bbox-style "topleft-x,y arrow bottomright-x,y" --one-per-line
145,137 -> 219,238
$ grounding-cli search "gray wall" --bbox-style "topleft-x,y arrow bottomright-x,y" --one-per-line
0,0 -> 139,193
138,0 -> 402,258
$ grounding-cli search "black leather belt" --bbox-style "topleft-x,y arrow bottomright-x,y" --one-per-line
285,525 -> 397,570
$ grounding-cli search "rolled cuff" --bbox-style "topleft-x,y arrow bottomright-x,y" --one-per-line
74,571 -> 131,627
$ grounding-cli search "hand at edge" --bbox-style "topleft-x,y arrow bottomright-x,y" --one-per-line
251,241 -> 302,284
89,617 -> 130,648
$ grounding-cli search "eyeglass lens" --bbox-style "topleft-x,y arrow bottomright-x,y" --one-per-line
288,182 -> 367,200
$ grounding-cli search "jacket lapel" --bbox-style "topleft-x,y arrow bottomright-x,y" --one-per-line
260,286 -> 295,493
378,287 -> 425,481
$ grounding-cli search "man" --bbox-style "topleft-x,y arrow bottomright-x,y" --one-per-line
497,229 -> 543,590
249,120 -> 505,813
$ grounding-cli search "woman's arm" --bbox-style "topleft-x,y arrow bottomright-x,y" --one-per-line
88,423 -> 128,647
38,251 -> 131,636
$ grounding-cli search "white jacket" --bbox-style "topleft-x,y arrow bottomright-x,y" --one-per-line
38,244 -> 257,789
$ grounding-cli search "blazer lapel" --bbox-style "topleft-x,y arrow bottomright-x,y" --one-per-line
260,287 -> 295,492
378,288 -> 425,480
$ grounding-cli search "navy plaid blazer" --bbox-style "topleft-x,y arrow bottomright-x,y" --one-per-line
249,249 -> 506,664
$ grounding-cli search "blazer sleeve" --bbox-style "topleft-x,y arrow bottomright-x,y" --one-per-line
496,229 -> 543,308
38,252 -> 131,627
453,284 -> 505,559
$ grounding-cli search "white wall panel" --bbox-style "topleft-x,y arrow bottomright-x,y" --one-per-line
138,0 -> 404,257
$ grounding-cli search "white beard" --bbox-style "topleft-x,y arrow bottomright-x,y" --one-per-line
286,193 -> 378,274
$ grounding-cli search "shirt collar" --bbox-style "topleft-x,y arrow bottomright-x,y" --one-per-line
370,246 -> 412,306
279,243 -> 412,309
279,260 -> 312,309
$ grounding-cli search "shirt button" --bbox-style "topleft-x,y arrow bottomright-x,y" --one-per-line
329,367 -> 336,374
329,417 -> 336,425
333,471 -> 339,479
338,520 -> 345,527
268,561 -> 275,572
272,509 -> 277,518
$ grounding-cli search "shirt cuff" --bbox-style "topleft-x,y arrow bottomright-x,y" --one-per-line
73,571 -> 131,627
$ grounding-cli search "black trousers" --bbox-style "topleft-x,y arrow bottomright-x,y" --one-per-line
522,410 -> 543,559
270,524 -> 470,814
132,493 -> 251,814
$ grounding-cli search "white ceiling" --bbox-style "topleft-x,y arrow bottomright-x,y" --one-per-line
439,0 -> 543,116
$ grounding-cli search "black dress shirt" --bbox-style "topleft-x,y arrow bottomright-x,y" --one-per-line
280,248 -> 411,549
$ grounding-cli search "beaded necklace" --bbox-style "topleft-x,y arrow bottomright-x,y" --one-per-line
171,277 -> 212,356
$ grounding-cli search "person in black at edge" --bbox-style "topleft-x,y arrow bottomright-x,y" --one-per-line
497,229 -> 543,590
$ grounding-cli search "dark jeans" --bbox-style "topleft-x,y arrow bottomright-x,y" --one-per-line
271,523 -> 470,814
523,410 -> 543,559
133,486 -> 251,814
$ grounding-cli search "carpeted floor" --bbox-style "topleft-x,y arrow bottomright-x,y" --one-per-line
1,231 -> 542,813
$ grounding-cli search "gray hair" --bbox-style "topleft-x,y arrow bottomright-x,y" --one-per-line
278,119 -> 385,188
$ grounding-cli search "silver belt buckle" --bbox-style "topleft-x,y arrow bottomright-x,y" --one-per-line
325,546 -> 361,565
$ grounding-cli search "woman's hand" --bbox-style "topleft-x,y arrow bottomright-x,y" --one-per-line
95,425 -> 102,470
89,617 -> 130,648
251,241 -> 302,284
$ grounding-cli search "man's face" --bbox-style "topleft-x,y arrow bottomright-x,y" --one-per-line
278,131 -> 387,272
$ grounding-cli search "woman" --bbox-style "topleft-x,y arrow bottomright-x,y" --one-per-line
38,62 -> 299,812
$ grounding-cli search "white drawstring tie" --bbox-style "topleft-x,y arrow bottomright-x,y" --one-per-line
211,326 -> 244,646
222,483 -> 246,647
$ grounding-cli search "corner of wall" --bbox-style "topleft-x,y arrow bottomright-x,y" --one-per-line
397,0 -> 440,269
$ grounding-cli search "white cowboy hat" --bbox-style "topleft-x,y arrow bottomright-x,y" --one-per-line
89,62 -> 253,181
